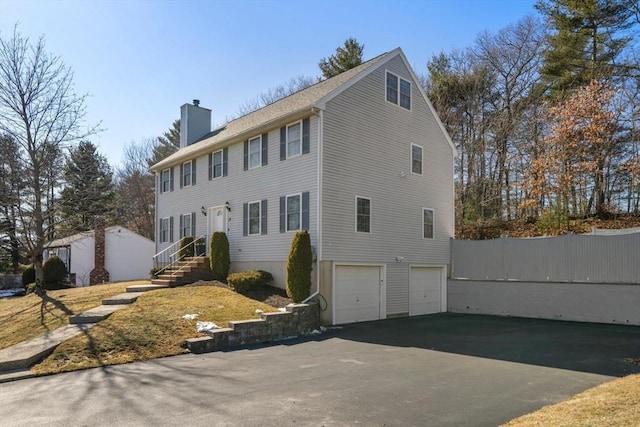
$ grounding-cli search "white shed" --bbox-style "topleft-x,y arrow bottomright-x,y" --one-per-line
44,226 -> 154,286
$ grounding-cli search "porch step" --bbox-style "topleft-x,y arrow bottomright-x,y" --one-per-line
152,256 -> 212,287
126,284 -> 169,293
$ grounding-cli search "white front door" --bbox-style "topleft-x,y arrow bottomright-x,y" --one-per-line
208,206 -> 227,236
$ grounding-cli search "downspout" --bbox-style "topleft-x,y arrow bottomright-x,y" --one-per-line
303,107 -> 323,304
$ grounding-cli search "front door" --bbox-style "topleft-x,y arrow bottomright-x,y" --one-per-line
208,206 -> 227,235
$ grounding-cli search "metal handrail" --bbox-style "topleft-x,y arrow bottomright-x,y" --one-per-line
153,235 -> 207,277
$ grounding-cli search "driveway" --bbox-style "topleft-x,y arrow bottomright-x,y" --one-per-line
1,314 -> 639,426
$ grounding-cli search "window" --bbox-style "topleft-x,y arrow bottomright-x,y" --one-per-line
161,169 -> 171,192
356,197 -> 371,233
249,136 -> 262,169
180,213 -> 192,238
423,208 -> 434,239
182,161 -> 192,187
411,144 -> 423,175
287,122 -> 302,158
248,201 -> 261,235
212,150 -> 223,179
386,71 -> 411,110
286,194 -> 301,231
160,217 -> 170,243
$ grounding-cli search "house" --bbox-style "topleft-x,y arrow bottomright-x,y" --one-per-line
151,47 -> 455,324
44,221 -> 155,286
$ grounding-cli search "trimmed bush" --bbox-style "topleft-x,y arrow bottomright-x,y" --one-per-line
286,231 -> 313,303
178,236 -> 194,259
210,232 -> 230,281
22,265 -> 35,287
42,256 -> 69,290
227,270 -> 273,294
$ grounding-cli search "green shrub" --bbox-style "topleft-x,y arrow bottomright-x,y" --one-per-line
178,236 -> 194,259
227,270 -> 273,294
22,265 -> 35,287
210,232 -> 230,281
42,256 -> 69,290
26,282 -> 37,295
286,231 -> 313,303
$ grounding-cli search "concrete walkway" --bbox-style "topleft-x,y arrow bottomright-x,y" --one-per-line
0,288 -> 156,382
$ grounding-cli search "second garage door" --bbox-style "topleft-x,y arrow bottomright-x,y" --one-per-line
409,266 -> 445,316
334,265 -> 384,324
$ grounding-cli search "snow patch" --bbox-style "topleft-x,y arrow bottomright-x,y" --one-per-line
255,309 -> 264,314
182,314 -> 198,320
196,321 -> 219,332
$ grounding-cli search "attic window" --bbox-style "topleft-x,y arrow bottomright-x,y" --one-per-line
386,71 -> 411,110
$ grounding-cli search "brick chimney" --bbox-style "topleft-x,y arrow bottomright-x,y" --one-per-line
89,216 -> 110,285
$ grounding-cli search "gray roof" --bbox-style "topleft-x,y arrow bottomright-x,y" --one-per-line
46,226 -> 128,247
151,49 -> 394,171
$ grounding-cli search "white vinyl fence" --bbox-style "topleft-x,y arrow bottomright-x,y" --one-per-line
450,232 -> 640,284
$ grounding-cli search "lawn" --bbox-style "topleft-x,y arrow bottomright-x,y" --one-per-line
503,373 -> 640,426
32,285 -> 279,375
0,281 -> 138,350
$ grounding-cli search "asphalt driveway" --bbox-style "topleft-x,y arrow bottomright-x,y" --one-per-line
1,314 -> 639,426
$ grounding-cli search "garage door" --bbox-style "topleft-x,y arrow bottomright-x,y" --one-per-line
409,266 -> 444,316
334,265 -> 383,324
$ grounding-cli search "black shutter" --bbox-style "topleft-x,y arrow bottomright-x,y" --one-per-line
302,117 -> 310,154
179,164 -> 184,188
158,221 -> 162,243
261,133 -> 268,166
208,153 -> 212,180
261,199 -> 267,235
302,192 -> 309,231
243,140 -> 248,171
170,168 -> 174,192
242,203 -> 248,236
158,173 -> 162,194
169,216 -> 174,243
223,147 -> 228,176
279,196 -> 285,233
191,212 -> 196,237
191,160 -> 196,185
280,127 -> 286,160
179,215 -> 184,238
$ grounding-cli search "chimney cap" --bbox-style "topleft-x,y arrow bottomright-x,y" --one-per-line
193,99 -> 200,107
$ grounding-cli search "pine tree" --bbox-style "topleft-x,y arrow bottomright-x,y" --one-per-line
58,141 -> 115,234
318,38 -> 364,79
148,119 -> 180,167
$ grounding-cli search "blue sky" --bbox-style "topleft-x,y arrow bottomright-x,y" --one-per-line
1,0 -> 537,168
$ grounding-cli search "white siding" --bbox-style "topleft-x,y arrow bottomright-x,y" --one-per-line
322,55 -> 454,315
69,238 -> 94,286
155,116 -> 319,281
105,227 -> 155,282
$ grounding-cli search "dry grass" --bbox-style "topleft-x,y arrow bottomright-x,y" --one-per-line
502,374 -> 640,427
32,286 -> 278,375
0,281 -> 140,350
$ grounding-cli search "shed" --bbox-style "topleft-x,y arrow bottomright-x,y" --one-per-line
44,225 -> 154,286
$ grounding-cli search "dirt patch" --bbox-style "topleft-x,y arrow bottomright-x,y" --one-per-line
185,281 -> 293,308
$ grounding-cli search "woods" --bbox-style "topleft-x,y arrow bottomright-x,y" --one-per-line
425,0 -> 640,231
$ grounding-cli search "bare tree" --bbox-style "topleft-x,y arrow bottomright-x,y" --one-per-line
0,28 -> 97,285
235,75 -> 316,118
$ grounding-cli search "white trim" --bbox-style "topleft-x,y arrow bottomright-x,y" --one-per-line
286,119 -> 302,159
182,160 -> 193,187
285,192 -> 302,232
248,135 -> 262,170
409,264 -> 448,313
332,262 -> 387,325
411,143 -> 423,176
422,207 -> 434,239
316,110 -> 324,295
247,199 -> 262,236
211,148 -> 224,180
385,70 -> 412,111
355,196 -> 372,234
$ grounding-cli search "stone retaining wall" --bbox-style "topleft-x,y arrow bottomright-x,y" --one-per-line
185,303 -> 319,353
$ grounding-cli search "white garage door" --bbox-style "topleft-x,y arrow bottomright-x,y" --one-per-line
334,265 -> 383,324
409,266 -> 444,316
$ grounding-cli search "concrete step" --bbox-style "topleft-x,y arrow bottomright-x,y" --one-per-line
69,305 -> 128,324
126,284 -> 169,292
102,292 -> 145,305
0,324 -> 95,372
